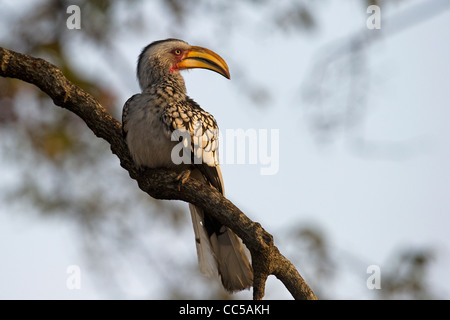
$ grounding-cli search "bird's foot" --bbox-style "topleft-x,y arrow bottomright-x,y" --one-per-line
175,169 -> 191,191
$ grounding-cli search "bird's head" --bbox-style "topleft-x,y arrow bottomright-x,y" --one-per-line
137,38 -> 230,90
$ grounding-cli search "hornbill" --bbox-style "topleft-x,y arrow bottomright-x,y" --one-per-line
122,39 -> 253,292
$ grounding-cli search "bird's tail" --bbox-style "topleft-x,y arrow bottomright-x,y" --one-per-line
189,204 -> 253,292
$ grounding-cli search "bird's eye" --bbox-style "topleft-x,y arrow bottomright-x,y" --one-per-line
173,49 -> 182,56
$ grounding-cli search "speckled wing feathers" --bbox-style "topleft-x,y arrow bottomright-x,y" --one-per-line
122,94 -> 139,140
160,97 -> 223,194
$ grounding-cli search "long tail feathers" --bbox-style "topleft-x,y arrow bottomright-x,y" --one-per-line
189,204 -> 218,278
189,204 -> 253,292
210,225 -> 253,292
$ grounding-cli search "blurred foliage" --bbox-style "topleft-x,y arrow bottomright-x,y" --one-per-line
281,224 -> 437,300
379,249 -> 435,299
0,0 -> 442,299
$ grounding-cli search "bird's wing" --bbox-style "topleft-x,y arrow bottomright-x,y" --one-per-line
122,94 -> 140,140
161,97 -> 224,194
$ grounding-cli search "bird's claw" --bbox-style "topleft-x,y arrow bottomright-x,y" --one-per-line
175,169 -> 191,191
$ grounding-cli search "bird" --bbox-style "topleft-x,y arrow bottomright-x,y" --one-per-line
122,38 -> 253,292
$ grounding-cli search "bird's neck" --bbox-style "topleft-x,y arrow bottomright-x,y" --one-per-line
141,72 -> 187,96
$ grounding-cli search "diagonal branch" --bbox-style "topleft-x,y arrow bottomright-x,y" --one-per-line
0,46 -> 317,300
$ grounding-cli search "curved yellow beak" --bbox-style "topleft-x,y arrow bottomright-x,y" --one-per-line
177,46 -> 230,79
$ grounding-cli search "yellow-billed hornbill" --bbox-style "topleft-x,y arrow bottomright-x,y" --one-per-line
122,39 -> 253,292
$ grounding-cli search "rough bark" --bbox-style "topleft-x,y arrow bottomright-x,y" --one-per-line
0,46 -> 317,300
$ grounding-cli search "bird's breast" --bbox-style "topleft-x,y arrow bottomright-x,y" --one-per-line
125,102 -> 179,169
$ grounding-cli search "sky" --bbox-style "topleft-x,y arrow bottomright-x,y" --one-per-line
1,0 -> 450,299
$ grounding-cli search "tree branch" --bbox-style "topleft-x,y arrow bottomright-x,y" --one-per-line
0,46 -> 317,300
